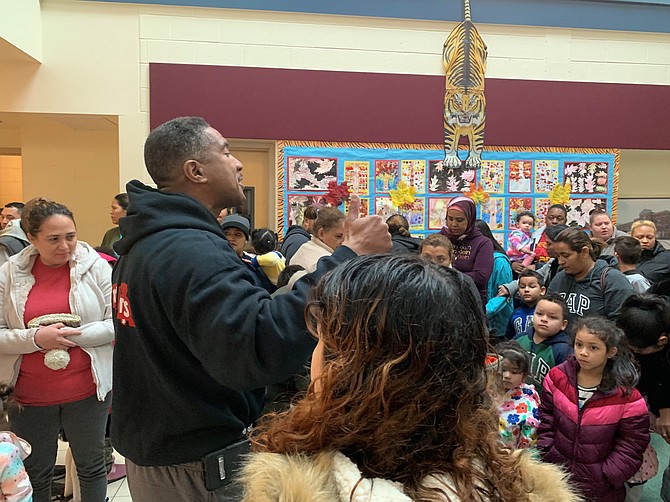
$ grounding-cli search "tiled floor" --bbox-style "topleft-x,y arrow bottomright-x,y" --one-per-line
57,440 -> 132,501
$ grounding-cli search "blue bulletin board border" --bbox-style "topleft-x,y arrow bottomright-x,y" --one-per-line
277,141 -> 619,248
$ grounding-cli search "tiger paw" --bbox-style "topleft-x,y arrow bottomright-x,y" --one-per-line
443,152 -> 462,169
465,153 -> 482,170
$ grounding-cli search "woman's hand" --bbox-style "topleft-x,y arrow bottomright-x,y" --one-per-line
34,323 -> 82,350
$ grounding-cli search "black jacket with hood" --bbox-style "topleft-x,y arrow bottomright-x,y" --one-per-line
111,181 -> 356,466
637,241 -> 670,285
280,225 -> 311,263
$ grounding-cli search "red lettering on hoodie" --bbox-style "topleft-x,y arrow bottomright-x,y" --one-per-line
112,283 -> 136,328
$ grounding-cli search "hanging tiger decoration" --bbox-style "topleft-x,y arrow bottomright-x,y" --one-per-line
443,0 -> 487,169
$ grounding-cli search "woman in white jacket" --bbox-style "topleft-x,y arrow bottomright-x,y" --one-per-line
0,198 -> 113,502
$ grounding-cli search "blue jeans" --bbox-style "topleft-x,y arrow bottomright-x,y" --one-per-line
10,392 -> 111,502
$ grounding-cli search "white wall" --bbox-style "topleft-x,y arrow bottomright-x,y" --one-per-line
0,0 -> 668,191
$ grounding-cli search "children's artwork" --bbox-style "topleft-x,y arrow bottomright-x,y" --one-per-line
534,160 -> 559,193
287,194 -> 322,226
374,160 -> 400,192
509,160 -> 532,193
567,198 -> 607,228
428,198 -> 449,230
480,160 -> 505,193
279,142 -> 617,244
287,157 -> 337,191
375,197 -> 394,218
508,198 -> 533,229
534,198 -> 552,229
401,160 -> 426,193
402,197 -> 426,231
492,232 -> 505,249
564,162 -> 609,194
343,197 -> 369,218
344,161 -> 370,195
480,197 -> 505,230
428,160 -> 476,193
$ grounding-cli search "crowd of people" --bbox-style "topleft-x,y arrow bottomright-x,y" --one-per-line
0,116 -> 668,502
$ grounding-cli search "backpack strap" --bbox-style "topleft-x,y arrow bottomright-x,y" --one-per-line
600,267 -> 610,294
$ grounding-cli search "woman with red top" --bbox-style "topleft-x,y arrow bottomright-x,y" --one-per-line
0,198 -> 113,502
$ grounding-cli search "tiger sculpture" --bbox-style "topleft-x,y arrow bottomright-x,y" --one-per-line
443,0 -> 487,169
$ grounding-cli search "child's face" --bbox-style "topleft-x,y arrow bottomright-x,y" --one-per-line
500,358 -> 525,390
574,328 -> 616,374
421,245 -> 452,267
517,215 -> 534,234
518,277 -> 545,306
532,299 -> 568,339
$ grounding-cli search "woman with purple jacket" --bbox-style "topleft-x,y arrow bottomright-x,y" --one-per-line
439,196 -> 493,304
538,316 -> 649,502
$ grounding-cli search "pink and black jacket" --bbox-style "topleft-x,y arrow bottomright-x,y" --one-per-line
537,356 -> 649,502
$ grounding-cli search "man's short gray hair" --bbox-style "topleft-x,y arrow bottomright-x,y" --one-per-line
144,117 -> 212,186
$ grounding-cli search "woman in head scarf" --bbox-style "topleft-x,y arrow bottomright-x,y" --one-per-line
439,196 -> 494,304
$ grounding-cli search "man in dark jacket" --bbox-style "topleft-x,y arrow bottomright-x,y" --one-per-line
280,205 -> 317,263
111,117 -> 391,501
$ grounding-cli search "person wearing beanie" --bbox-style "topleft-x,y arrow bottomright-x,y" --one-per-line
221,214 -> 275,292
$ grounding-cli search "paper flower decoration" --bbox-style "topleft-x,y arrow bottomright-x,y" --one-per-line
322,181 -> 351,207
44,349 -> 71,370
548,181 -> 571,206
389,180 -> 416,209
466,183 -> 490,206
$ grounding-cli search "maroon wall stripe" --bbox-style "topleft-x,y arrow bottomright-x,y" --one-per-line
150,63 -> 670,150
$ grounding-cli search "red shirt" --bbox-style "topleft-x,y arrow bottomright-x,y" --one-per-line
14,258 -> 96,406
533,232 -> 551,264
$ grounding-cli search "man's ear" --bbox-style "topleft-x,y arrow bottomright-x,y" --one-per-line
658,335 -> 669,348
182,159 -> 206,183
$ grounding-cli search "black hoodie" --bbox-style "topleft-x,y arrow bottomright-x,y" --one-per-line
111,181 -> 356,466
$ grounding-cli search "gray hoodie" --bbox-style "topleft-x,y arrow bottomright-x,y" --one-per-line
547,259 -> 635,322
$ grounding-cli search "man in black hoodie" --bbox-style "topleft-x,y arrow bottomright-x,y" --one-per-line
111,117 -> 391,501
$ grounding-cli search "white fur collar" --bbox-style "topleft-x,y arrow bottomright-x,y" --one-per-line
331,451 -> 411,501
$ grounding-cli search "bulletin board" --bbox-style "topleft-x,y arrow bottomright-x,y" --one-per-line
277,141 -> 619,248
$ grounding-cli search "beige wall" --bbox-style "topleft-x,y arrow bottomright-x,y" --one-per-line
20,121 -> 119,245
0,0 -> 42,62
619,150 -> 670,199
0,155 -> 22,204
0,0 -> 667,232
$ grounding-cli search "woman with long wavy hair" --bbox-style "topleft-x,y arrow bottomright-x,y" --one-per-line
241,255 -> 580,501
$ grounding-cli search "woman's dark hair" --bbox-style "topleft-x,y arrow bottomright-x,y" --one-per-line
114,193 -> 129,211
573,316 -> 639,395
251,228 -> 278,255
544,224 -> 569,241
386,214 -> 411,237
313,207 -> 345,233
617,294 -> 670,350
553,227 -> 604,261
495,340 -> 530,376
253,255 -> 531,501
474,219 -> 506,255
21,197 -> 75,237
515,210 -> 535,224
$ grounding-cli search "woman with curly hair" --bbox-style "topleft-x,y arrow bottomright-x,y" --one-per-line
241,255 -> 580,501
